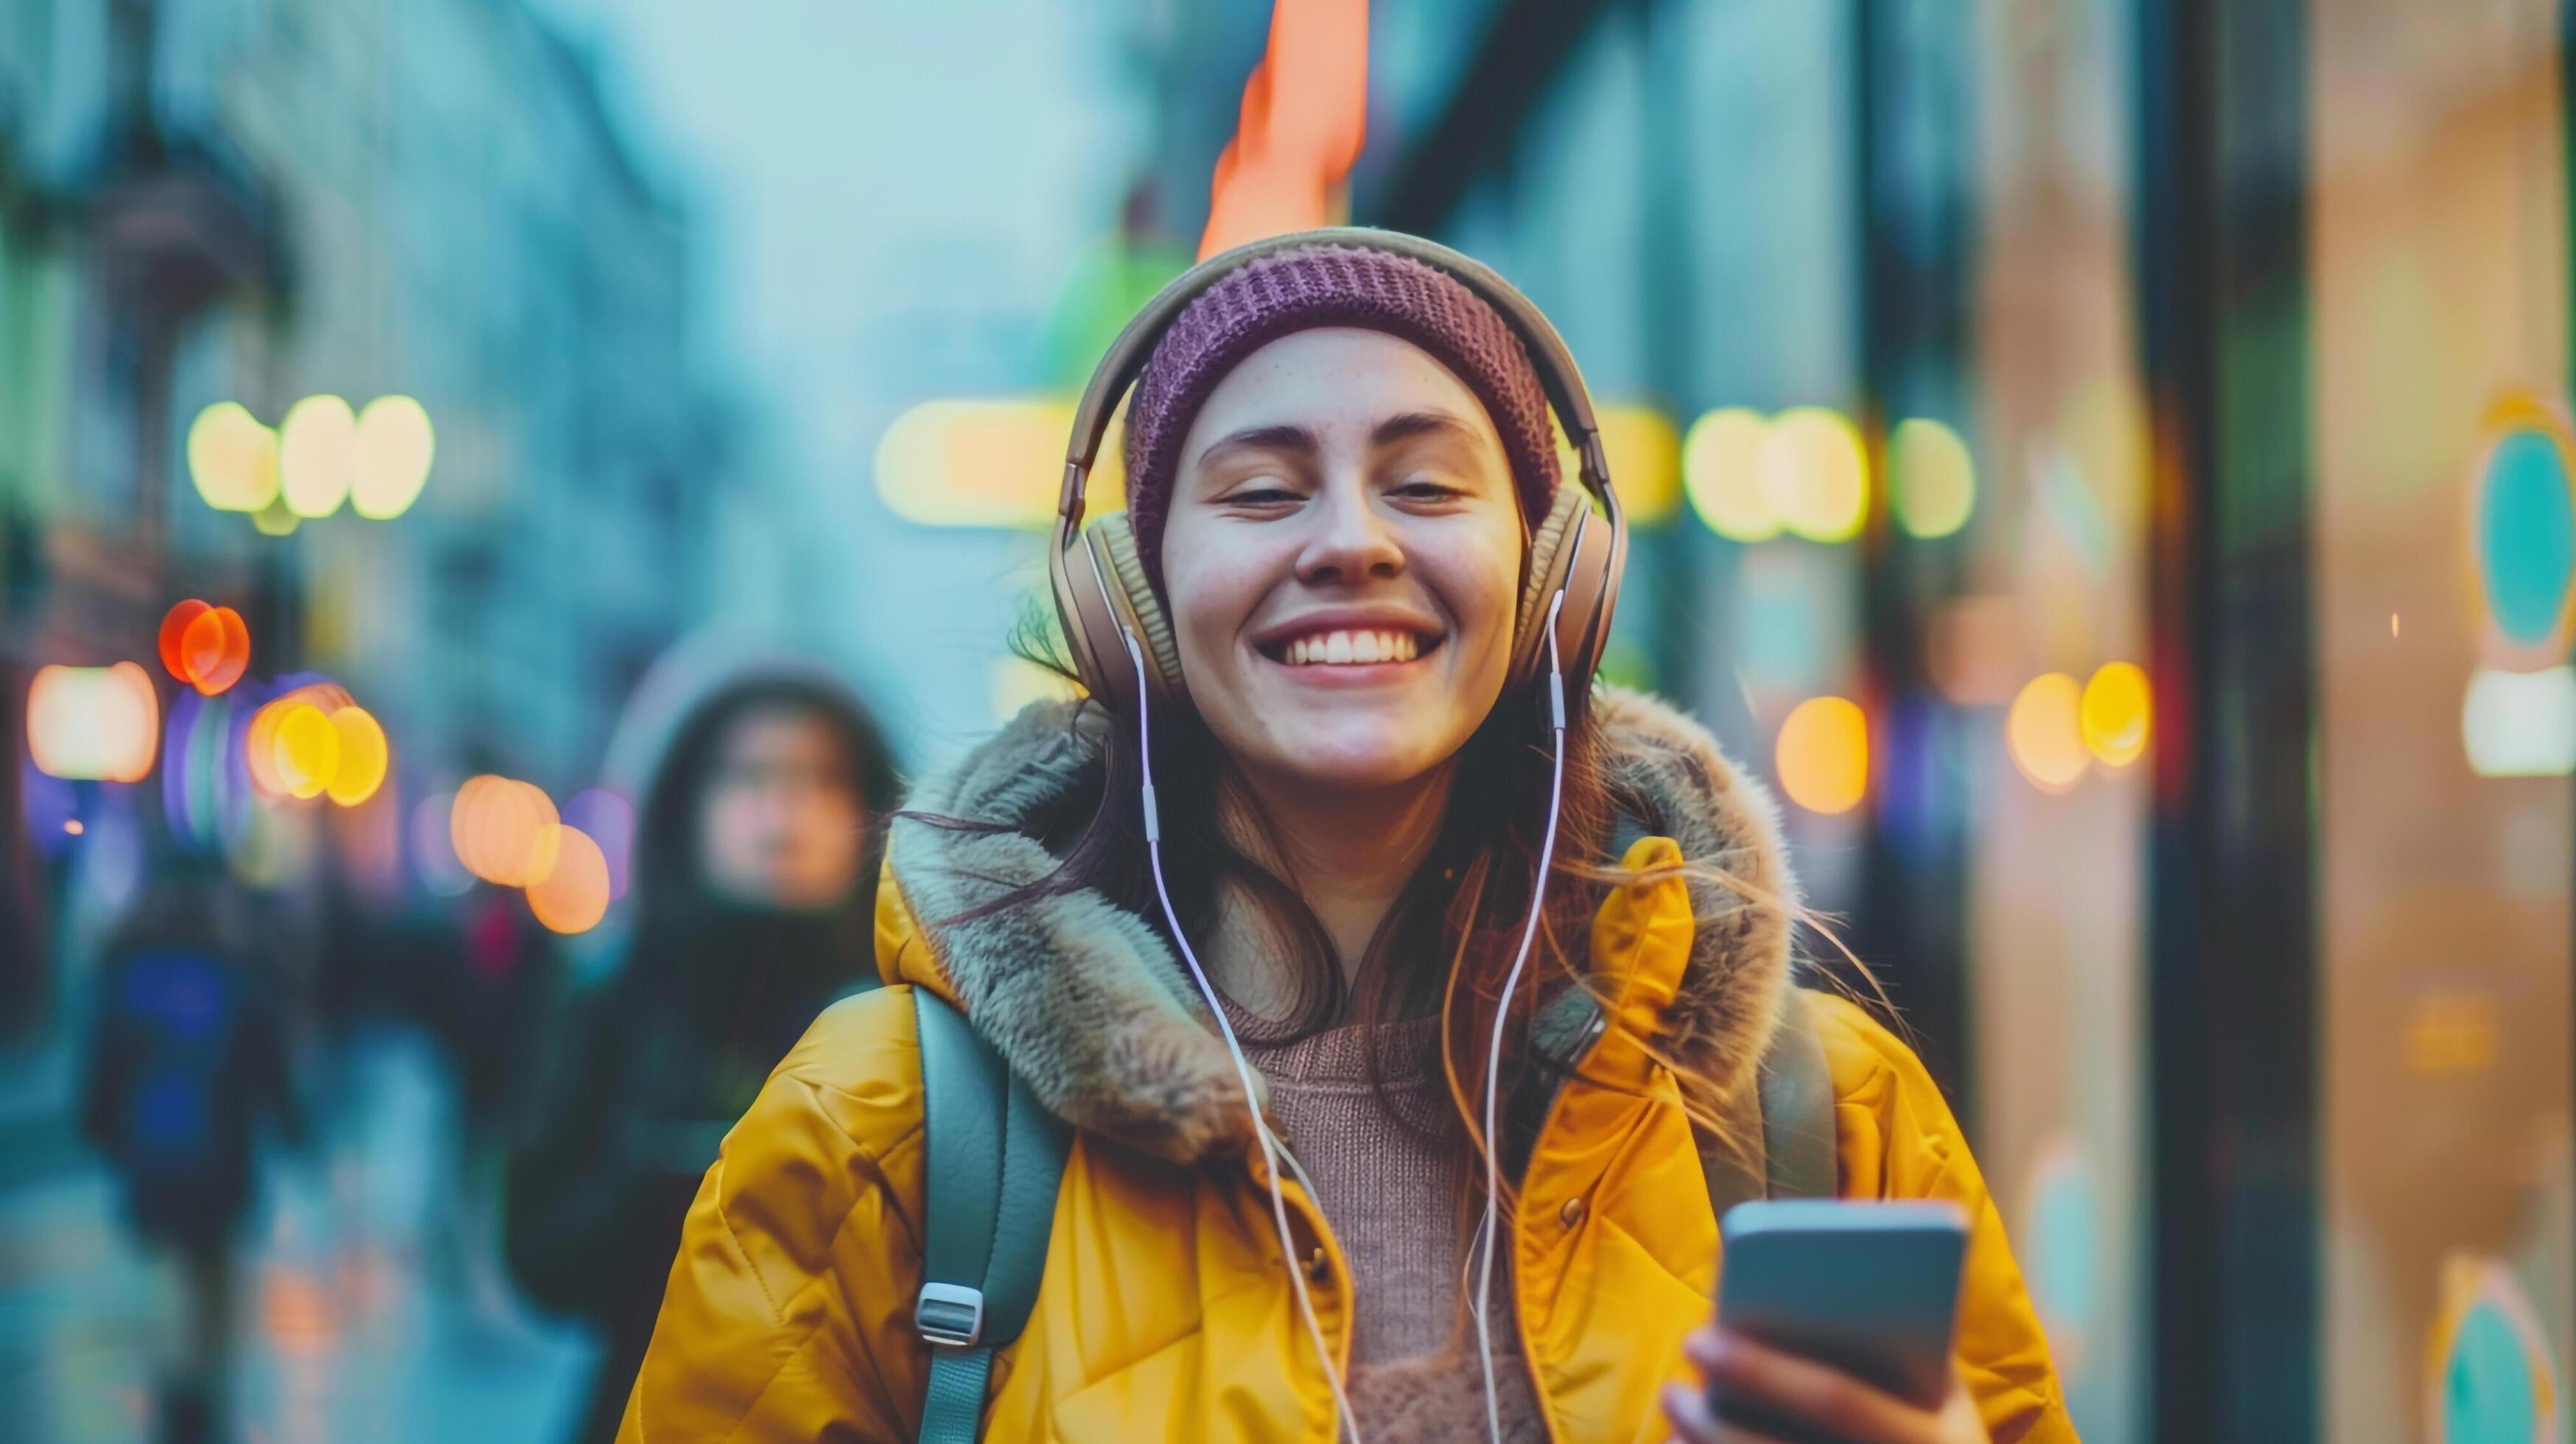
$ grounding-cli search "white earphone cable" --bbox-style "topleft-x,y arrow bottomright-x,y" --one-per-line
1472,589 -> 1569,1444
1119,625 -> 1366,1444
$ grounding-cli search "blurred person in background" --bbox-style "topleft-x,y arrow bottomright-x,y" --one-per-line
505,647 -> 898,1444
619,235 -> 2074,1442
78,870 -> 303,1444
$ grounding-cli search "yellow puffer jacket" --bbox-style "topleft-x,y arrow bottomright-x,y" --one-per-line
620,689 -> 2078,1443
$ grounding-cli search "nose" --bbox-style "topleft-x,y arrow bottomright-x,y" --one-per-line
1294,477 -> 1404,586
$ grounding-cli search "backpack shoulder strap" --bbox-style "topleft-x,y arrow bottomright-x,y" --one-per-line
1698,983 -> 1838,1219
1755,986 -> 1837,1199
911,989 -> 1070,1444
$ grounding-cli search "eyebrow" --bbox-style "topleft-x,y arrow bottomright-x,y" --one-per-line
1370,410 -> 1483,448
1197,424 -> 1319,466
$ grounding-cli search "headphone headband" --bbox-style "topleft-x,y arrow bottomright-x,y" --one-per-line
1049,227 -> 1625,716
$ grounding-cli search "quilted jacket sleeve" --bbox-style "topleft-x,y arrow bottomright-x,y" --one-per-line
1809,991 -> 2082,1444
618,985 -> 931,1443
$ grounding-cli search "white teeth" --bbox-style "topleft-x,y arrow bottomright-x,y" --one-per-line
1277,628 -> 1427,665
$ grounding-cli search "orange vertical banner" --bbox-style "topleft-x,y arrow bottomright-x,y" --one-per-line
1198,0 -> 1369,259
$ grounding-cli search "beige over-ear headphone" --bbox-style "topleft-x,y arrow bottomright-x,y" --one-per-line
1046,226 -> 1628,718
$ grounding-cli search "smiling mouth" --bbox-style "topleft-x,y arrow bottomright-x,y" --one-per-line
1256,627 -> 1443,667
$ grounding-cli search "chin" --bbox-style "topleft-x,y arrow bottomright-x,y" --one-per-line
1261,727 -> 1454,793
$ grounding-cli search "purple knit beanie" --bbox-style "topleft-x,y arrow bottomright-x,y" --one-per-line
1122,243 -> 1561,595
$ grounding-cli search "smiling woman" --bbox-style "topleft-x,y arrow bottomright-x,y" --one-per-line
617,232 -> 2077,1444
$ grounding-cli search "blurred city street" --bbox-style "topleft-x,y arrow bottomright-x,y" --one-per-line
1,1027 -> 595,1444
2,0 -> 2573,1440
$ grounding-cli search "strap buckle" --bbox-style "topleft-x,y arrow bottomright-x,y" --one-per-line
914,1282 -> 986,1348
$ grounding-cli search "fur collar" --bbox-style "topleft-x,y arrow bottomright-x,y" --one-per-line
884,685 -> 1797,1166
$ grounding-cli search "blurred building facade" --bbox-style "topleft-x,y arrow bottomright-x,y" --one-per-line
0,0 -> 725,1042
1125,3 -> 2569,1443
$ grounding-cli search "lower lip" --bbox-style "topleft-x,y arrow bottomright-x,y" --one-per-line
1259,650 -> 1437,687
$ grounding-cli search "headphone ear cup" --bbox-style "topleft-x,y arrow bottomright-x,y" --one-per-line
1088,513 -> 1187,701
1511,486 -> 1592,687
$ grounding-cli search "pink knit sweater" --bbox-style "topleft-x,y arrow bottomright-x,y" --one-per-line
1229,1002 -> 1552,1443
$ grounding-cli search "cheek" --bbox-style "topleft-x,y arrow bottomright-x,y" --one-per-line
1159,539 -> 1261,669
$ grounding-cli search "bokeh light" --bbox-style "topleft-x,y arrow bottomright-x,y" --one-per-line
527,824 -> 612,933
1774,695 -> 1869,815
878,398 -> 1125,528
279,394 -> 357,518
563,788 -> 636,900
324,707 -> 390,805
1683,407 -> 1779,542
251,494 -> 301,536
1592,407 -> 1681,525
158,599 -> 208,679
158,600 -> 251,695
2474,424 -> 2576,648
27,663 -> 159,783
186,402 -> 281,512
2007,673 -> 2089,793
351,395 -> 436,519
270,704 -> 343,800
1889,418 -> 1977,539
2079,662 -> 2152,768
451,775 -> 561,886
2462,665 -> 2576,777
1761,406 -> 1869,543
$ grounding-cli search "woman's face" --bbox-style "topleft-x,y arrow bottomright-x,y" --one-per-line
696,704 -> 867,911
1160,327 -> 1524,795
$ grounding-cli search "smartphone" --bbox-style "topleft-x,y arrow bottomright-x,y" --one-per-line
1711,1199 -> 1969,1425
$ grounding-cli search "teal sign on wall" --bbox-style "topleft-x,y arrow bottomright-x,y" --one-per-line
2475,425 -> 2576,649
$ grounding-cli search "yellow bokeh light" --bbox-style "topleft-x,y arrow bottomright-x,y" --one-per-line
2079,661 -> 2152,768
27,663 -> 159,783
1889,418 -> 1976,539
877,398 -> 1125,528
527,824 -> 612,933
1774,695 -> 1869,815
271,703 -> 343,800
187,402 -> 281,512
325,706 -> 390,805
1682,408 -> 1779,542
1582,407 -> 1681,525
351,396 -> 435,519
1761,407 -> 1869,543
2007,673 -> 2089,793
279,395 -> 357,518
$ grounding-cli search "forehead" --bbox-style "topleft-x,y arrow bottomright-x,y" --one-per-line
715,703 -> 841,761
1182,327 -> 1501,452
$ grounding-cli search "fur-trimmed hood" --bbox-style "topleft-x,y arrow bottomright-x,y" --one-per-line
878,684 -> 1798,1166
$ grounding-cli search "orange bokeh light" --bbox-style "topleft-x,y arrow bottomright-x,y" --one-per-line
527,825 -> 611,933
1775,695 -> 1871,815
158,600 -> 251,694
450,775 -> 561,887
2007,673 -> 2090,793
159,600 -> 209,678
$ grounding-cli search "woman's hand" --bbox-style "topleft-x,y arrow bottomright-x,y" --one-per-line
1660,1324 -> 1989,1444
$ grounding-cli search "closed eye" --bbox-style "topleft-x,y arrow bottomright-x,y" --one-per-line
1222,486 -> 1305,507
